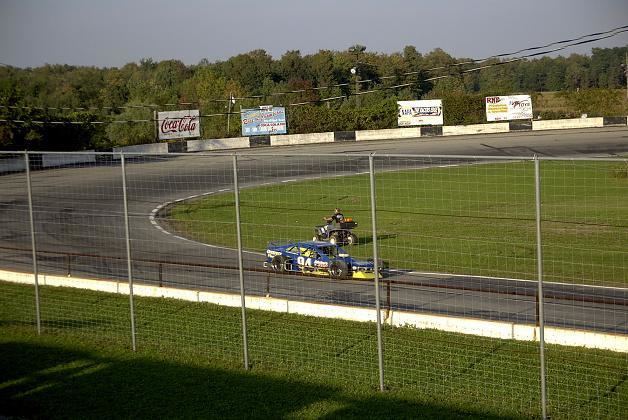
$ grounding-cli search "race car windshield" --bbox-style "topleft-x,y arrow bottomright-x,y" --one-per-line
319,245 -> 345,257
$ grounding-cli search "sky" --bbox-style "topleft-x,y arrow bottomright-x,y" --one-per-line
1,0 -> 627,68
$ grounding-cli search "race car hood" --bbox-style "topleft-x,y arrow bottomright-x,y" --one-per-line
347,258 -> 375,269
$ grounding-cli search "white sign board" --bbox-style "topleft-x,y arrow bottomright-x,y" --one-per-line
241,106 -> 287,135
157,110 -> 200,140
397,100 -> 443,126
485,95 -> 533,122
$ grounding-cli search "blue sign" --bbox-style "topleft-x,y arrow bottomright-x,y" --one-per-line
241,106 -> 287,136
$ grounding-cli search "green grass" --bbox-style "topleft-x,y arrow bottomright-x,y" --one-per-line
2,281 -> 627,419
167,161 -> 627,286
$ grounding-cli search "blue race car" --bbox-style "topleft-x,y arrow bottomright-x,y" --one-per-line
264,240 -> 378,280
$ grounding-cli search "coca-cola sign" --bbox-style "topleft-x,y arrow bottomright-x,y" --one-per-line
157,110 -> 200,140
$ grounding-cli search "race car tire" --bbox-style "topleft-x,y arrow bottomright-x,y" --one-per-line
271,255 -> 288,272
329,260 -> 349,279
329,232 -> 339,245
347,233 -> 357,245
313,236 -> 319,241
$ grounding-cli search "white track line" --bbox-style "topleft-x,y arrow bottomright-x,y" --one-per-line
388,269 -> 628,291
150,190 -> 263,255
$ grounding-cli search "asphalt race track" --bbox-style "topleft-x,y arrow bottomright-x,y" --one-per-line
1,127 -> 627,333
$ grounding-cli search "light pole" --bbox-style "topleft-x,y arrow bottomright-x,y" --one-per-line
351,67 -> 360,108
349,45 -> 366,108
227,92 -> 235,136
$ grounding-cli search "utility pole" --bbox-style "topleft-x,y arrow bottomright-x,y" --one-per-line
153,110 -> 158,142
625,51 -> 628,99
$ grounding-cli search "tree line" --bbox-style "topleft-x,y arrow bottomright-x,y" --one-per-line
0,45 -> 626,151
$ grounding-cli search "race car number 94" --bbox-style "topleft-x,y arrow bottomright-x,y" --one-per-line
297,256 -> 313,266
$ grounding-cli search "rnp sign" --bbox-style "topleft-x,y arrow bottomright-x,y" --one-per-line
157,110 -> 200,140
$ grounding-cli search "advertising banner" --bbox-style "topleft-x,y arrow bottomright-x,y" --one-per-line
157,110 -> 200,140
397,100 -> 444,126
485,95 -> 533,121
241,106 -> 287,136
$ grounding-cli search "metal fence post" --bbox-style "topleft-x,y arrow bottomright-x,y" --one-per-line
534,156 -> 548,419
232,154 -> 250,370
121,154 -> 137,351
369,154 -> 385,392
25,152 -> 41,335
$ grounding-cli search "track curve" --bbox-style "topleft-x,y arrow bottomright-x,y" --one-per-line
1,127 -> 627,333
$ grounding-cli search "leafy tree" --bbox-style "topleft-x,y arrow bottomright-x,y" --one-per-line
217,49 -> 273,94
105,100 -> 154,146
1,45 -> 627,151
564,54 -> 591,90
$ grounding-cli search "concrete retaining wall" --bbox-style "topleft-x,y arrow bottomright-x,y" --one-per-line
187,138 -> 250,152
443,123 -> 510,136
532,117 -> 604,131
84,115 -> 626,157
113,143 -> 169,158
2,269 -> 626,353
41,152 -> 96,168
356,128 -> 421,141
0,157 -> 26,173
270,132 -> 334,146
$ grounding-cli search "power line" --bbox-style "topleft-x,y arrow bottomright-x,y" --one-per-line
358,25 -> 628,84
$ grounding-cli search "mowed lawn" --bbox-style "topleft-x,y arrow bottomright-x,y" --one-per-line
2,281 -> 627,419
167,160 -> 627,286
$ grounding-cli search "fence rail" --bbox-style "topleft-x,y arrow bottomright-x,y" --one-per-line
1,151 -> 626,419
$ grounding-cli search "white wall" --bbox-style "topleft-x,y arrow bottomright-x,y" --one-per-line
2,269 -> 626,353
443,123 -> 510,136
187,138 -> 250,151
41,152 -> 96,168
0,157 -> 26,173
356,128 -> 421,141
112,143 -> 169,159
270,132 -> 334,146
532,117 -> 604,131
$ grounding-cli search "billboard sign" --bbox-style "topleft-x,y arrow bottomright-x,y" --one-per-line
397,100 -> 443,126
157,110 -> 200,140
485,95 -> 533,121
241,106 -> 287,136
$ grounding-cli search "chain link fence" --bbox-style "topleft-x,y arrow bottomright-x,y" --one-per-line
1,151 -> 626,418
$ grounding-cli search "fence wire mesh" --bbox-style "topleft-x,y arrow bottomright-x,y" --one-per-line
0,153 -> 36,329
371,156 -> 543,416
236,154 -> 380,383
0,151 -> 626,418
123,154 -> 244,361
16,154 -> 131,343
539,159 -> 628,418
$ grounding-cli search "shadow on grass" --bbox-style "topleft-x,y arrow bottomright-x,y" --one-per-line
0,318 -> 115,331
356,233 -> 397,246
0,340 -> 524,420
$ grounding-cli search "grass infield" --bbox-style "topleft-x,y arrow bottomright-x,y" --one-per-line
1,281 -> 626,419
168,160 -> 627,286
